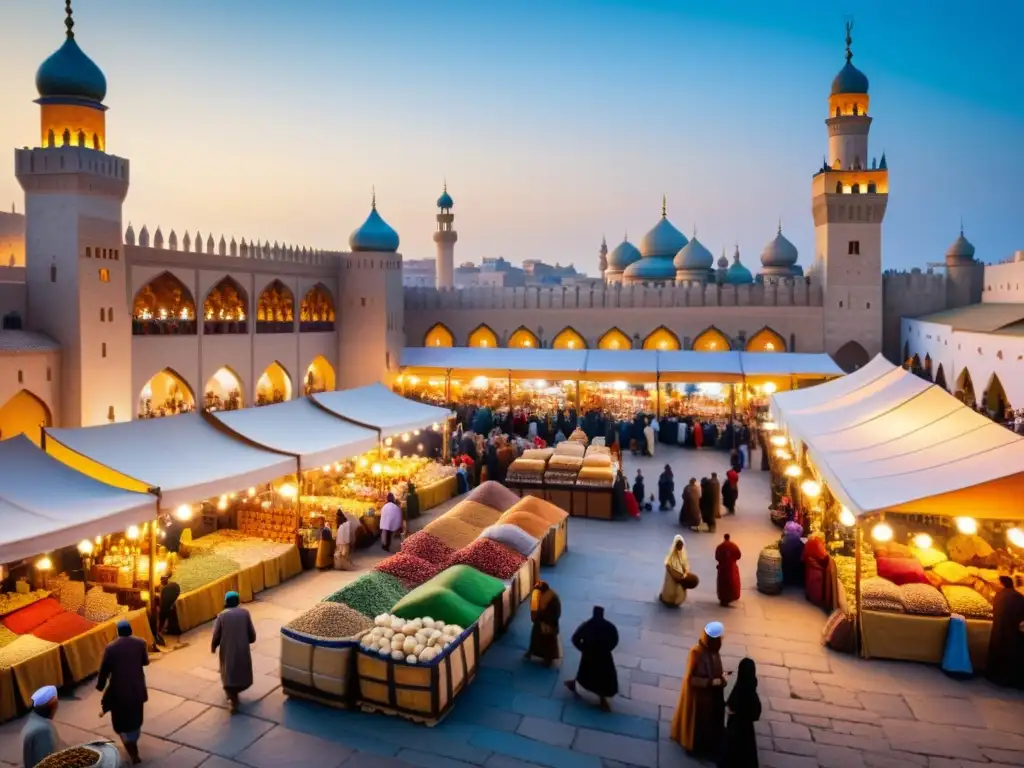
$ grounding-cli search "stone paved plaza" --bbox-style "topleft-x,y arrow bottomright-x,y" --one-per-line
3,446 -> 1024,767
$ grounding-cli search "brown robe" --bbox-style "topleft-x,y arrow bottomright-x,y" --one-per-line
708,476 -> 722,519
670,634 -> 724,756
212,606 -> 257,692
97,635 -> 149,735
680,483 -> 701,527
527,587 -> 562,661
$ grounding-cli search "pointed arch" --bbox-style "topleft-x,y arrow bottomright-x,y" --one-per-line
508,326 -> 540,349
984,372 -> 1009,416
300,283 -> 335,332
642,325 -> 681,351
468,323 -> 498,348
552,327 -> 587,350
132,271 -> 197,335
746,326 -> 786,352
424,322 -> 454,348
902,341 -> 910,367
692,326 -> 731,352
0,390 -> 52,445
257,361 -> 293,406
138,368 -> 195,419
204,366 -> 245,412
956,368 -> 975,405
256,279 -> 295,333
934,363 -> 948,391
203,276 -> 249,334
597,328 -> 631,350
304,356 -> 336,395
833,341 -> 870,372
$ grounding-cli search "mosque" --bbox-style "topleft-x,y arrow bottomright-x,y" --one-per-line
0,6 -> 1015,442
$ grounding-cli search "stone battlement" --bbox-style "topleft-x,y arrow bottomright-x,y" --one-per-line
881,267 -> 946,298
405,278 -> 822,311
124,224 -> 343,267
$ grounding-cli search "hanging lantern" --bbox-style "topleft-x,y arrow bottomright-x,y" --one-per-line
784,465 -> 802,478
770,435 -> 788,448
839,506 -> 856,527
912,533 -> 933,550
1006,527 -> 1024,549
871,522 -> 893,542
954,517 -> 978,535
800,480 -> 821,498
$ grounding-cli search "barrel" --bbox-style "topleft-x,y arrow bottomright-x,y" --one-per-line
756,546 -> 784,595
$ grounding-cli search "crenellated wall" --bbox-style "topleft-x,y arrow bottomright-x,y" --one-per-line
0,211 -> 25,267
881,268 -> 947,363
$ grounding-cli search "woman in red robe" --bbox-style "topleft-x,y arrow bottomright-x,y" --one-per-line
715,534 -> 742,606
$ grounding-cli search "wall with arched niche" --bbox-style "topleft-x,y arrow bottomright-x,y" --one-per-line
204,366 -> 245,411
300,284 -> 335,332
137,368 -> 195,419
304,356 -> 336,395
643,326 -> 680,351
256,361 -> 293,406
204,277 -> 249,334
132,271 -> 197,335
692,327 -> 731,351
508,326 -> 540,349
746,327 -> 785,352
424,323 -> 454,347
597,328 -> 631,350
468,324 -> 498,348
0,389 -> 52,444
552,327 -> 586,350
256,280 -> 295,334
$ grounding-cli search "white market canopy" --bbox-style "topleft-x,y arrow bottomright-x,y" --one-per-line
46,412 -> 296,509
769,355 -> 1024,520
211,397 -> 379,470
0,436 -> 157,563
401,347 -> 841,383
312,383 -> 452,439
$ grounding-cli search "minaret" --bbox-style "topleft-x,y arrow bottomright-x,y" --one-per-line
16,1 -> 131,427
433,182 -> 457,290
812,21 -> 886,367
598,236 -> 608,276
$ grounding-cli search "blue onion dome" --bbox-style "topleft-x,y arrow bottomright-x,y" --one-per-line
36,10 -> 107,104
349,192 -> 400,252
725,247 -> 754,285
946,229 -> 976,261
606,237 -> 641,271
437,184 -> 453,209
673,236 -> 713,271
622,256 -> 676,281
831,25 -> 868,95
761,226 -> 798,268
639,197 -> 687,258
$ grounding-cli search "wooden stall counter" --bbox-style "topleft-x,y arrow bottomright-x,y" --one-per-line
860,610 -> 991,670
416,475 -> 458,511
61,607 -> 154,683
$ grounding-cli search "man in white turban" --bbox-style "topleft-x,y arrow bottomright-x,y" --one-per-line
22,685 -> 60,767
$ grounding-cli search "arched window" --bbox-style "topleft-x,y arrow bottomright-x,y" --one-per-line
468,324 -> 498,348
204,366 -> 244,411
552,327 -> 587,350
746,327 -> 786,352
934,364 -> 947,391
0,390 -> 52,445
304,356 -> 336,395
256,362 -> 293,406
692,327 -> 731,351
508,326 -> 540,349
642,326 -> 680,351
424,323 -> 454,347
138,368 -> 195,419
867,182 -> 877,193
985,373 -> 1009,417
835,182 -> 843,194
834,341 -> 870,373
851,183 -> 860,194
256,280 -> 295,333
203,277 -> 249,334
597,328 -> 631,350
300,284 -> 335,332
132,271 -> 197,335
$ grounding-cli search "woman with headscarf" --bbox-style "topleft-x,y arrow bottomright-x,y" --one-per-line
315,515 -> 335,570
680,478 -> 701,530
722,468 -> 739,515
211,591 -> 257,714
564,606 -> 619,711
723,657 -> 761,767
98,620 -> 149,764
670,621 -> 727,758
657,465 -> 675,511
709,472 -> 722,519
715,533 -> 742,606
699,477 -> 716,533
780,521 -> 806,586
524,581 -> 561,666
802,535 -> 834,610
659,535 -> 690,607
632,469 -> 645,508
612,469 -> 629,518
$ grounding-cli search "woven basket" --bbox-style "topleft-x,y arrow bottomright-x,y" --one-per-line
756,547 -> 784,595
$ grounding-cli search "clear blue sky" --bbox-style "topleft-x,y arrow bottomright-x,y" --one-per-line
0,0 -> 1021,273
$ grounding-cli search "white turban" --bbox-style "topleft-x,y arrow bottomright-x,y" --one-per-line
31,685 -> 57,707
705,621 -> 724,639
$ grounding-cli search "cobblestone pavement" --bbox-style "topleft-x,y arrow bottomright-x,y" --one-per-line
2,445 -> 1024,767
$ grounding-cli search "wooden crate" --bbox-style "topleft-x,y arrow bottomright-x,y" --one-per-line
542,518 -> 568,565
545,488 -> 573,515
356,624 -> 480,725
279,628 -> 362,708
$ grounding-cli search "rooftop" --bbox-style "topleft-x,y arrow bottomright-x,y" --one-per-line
915,303 -> 1024,333
0,330 -> 60,352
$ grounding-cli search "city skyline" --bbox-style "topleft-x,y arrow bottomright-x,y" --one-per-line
0,0 -> 1020,272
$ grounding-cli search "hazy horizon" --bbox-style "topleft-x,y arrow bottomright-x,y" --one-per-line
0,0 -> 1021,274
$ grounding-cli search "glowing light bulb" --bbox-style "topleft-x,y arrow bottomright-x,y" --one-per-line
1007,527 -> 1024,549
95,536 -> 103,545
385,438 -> 393,447
839,506 -> 856,527
278,484 -> 297,499
784,465 -> 802,478
371,463 -> 382,475
770,435 -> 787,447
763,421 -> 778,432
871,522 -> 893,542
763,382 -> 777,395
800,480 -> 821,498
175,504 -> 193,520
413,429 -> 421,436
402,433 -> 411,442
359,458 -> 369,469
912,533 -> 933,550
774,448 -> 791,461
247,487 -> 256,498
155,560 -> 167,574
431,423 -> 440,431
36,556 -> 52,571
127,525 -> 140,541
217,497 -> 228,511
613,381 -> 627,392
77,540 -> 94,556
955,517 -> 978,535
321,465 -> 331,473
471,376 -> 488,388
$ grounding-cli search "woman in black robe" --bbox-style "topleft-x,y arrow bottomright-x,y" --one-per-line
699,477 -> 716,533
612,470 -> 628,518
98,621 -> 149,764
632,470 -> 645,507
987,576 -> 1024,689
524,581 -> 561,666
565,606 -> 619,711
723,657 -> 761,767
658,465 -> 675,511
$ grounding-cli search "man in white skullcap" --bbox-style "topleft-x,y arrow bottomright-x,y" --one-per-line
21,684 -> 60,767
670,621 -> 728,759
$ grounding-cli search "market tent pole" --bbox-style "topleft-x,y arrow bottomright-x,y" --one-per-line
508,371 -> 513,412
296,460 -> 304,533
442,420 -> 451,463
445,369 -> 452,405
575,378 -> 581,412
656,372 -> 662,418
148,499 -> 158,632
854,518 -> 864,657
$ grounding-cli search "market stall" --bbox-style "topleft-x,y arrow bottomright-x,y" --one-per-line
769,355 -> 1024,670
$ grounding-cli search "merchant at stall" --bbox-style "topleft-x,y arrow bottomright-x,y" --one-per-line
21,685 -> 60,767
379,493 -> 404,552
153,571 -> 180,647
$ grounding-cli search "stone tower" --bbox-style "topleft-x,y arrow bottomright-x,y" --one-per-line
811,22 -> 886,371
433,182 -> 456,290
16,2 -> 131,427
598,236 -> 608,277
944,227 -> 984,309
